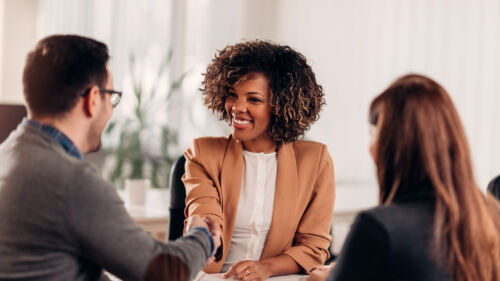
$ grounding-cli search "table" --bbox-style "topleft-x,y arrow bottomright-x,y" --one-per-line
197,273 -> 308,281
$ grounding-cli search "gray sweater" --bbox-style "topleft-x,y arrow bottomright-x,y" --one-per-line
0,124 -> 211,281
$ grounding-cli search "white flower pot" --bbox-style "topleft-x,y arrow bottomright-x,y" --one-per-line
125,179 -> 150,207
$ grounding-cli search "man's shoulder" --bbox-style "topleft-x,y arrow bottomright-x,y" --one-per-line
1,126 -> 107,189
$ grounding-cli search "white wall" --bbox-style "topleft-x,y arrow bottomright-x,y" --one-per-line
0,0 -> 37,104
272,0 -> 500,191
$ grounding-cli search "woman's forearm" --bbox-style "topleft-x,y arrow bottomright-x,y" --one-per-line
260,255 -> 301,276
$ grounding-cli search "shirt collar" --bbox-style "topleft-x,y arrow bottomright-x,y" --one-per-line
23,118 -> 83,159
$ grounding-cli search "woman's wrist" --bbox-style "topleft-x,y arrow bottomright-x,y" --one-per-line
259,255 -> 300,276
258,260 -> 274,277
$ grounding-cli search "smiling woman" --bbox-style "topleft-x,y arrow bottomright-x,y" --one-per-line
225,73 -> 273,153
182,40 -> 335,281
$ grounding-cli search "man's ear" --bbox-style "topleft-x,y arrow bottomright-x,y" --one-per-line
83,86 -> 101,117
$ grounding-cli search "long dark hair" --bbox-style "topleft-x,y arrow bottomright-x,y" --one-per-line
369,74 -> 500,281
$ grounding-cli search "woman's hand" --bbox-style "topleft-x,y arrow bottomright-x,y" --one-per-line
223,260 -> 272,281
307,264 -> 334,281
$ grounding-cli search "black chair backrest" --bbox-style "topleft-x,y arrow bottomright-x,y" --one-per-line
488,175 -> 500,201
168,155 -> 187,241
0,104 -> 27,144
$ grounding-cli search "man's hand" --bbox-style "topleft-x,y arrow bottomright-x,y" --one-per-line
185,215 -> 222,264
203,216 -> 221,251
223,260 -> 272,281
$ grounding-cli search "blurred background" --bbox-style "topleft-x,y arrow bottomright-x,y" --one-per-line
1,0 -> 499,251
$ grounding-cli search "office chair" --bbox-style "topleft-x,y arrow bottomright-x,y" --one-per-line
0,104 -> 27,144
488,175 -> 500,201
168,155 -> 187,241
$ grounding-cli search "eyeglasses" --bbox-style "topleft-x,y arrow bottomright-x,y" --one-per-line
99,88 -> 122,107
81,87 -> 122,108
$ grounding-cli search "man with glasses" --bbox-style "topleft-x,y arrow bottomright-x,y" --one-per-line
0,35 -> 220,281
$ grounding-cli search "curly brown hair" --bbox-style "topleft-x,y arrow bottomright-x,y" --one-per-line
201,40 -> 325,144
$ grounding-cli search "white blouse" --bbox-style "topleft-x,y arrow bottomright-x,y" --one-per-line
221,150 -> 278,272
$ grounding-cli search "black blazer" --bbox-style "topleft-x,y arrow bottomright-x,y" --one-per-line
328,188 -> 451,281
488,175 -> 500,201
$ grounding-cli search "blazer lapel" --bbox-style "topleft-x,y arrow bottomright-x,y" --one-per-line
260,143 -> 299,259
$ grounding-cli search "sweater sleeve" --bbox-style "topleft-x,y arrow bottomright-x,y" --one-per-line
65,163 -> 212,281
327,213 -> 390,281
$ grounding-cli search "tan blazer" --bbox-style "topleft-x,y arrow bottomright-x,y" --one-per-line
182,135 -> 335,273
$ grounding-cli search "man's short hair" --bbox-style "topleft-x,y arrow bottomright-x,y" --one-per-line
23,35 -> 110,117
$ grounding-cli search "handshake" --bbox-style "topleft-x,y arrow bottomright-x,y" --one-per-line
185,215 -> 223,264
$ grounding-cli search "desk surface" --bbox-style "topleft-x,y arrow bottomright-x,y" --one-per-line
198,273 -> 307,281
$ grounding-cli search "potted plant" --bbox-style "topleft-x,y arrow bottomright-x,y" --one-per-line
105,50 -> 185,205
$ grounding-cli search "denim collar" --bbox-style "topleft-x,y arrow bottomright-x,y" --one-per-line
23,118 -> 83,159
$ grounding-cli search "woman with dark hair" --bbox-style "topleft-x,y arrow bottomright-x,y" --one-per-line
183,40 -> 335,280
310,74 -> 500,281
